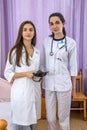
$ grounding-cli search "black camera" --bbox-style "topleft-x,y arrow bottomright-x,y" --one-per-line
33,70 -> 49,82
33,70 -> 49,77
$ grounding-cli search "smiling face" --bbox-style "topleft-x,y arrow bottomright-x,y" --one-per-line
49,16 -> 64,37
22,23 -> 35,42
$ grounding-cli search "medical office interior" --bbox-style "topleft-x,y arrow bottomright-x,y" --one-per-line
0,0 -> 87,130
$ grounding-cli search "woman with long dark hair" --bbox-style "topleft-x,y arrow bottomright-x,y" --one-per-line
4,21 -> 41,130
40,12 -> 77,130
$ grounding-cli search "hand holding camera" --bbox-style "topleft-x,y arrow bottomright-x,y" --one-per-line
33,70 -> 49,82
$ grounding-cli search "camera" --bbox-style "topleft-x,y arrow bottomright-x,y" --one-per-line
33,70 -> 49,82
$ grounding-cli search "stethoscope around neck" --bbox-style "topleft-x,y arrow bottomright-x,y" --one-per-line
49,36 -> 67,56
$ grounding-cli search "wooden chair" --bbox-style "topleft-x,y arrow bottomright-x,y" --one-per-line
71,70 -> 87,120
41,97 -> 46,119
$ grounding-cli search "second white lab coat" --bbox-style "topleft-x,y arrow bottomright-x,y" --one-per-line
4,47 -> 41,126
40,36 -> 77,91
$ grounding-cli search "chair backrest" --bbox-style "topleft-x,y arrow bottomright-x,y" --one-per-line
76,71 -> 82,93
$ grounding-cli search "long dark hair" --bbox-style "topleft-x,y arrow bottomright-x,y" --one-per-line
49,12 -> 66,36
9,21 -> 36,66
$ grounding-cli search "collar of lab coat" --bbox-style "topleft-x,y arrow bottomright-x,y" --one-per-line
22,46 -> 40,60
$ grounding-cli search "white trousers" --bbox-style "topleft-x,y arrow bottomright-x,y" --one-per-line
45,90 -> 71,130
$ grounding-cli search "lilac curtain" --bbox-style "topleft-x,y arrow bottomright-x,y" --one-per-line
0,0 -> 87,95
0,0 -> 1,75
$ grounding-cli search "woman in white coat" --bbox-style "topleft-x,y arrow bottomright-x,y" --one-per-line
4,21 -> 41,130
40,13 -> 77,130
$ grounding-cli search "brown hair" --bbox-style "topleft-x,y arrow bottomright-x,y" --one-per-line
9,21 -> 36,66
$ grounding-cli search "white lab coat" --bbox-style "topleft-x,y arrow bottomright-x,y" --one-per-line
40,36 -> 77,91
4,47 -> 41,126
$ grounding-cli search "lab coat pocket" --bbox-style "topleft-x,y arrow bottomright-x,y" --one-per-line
64,74 -> 72,88
11,78 -> 26,100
